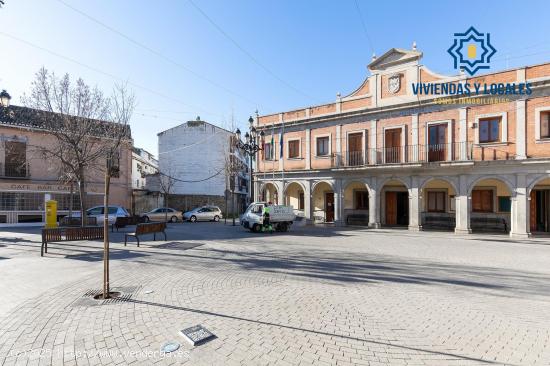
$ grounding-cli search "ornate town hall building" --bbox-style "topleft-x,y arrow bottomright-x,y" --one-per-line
254,46 -> 550,237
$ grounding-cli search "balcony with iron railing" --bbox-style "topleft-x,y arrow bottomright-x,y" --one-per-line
328,142 -> 515,169
0,162 -> 31,179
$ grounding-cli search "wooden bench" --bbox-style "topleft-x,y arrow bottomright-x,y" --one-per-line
422,213 -> 455,230
346,214 -> 369,226
124,222 -> 167,247
41,226 -> 103,256
111,215 -> 145,232
59,216 -> 97,227
471,216 -> 508,233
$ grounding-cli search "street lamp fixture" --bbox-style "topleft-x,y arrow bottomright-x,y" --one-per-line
235,115 -> 264,203
0,90 -> 11,107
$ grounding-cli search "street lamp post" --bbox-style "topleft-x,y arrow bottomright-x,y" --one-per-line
0,90 -> 12,107
235,115 -> 264,204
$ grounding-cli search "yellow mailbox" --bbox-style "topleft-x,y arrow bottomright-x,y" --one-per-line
45,200 -> 58,228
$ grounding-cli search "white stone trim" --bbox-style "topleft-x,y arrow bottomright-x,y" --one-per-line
474,112 -> 508,145
286,137 -> 302,160
314,133 -> 332,158
516,100 -> 526,159
425,119 -> 453,161
534,106 -> 550,141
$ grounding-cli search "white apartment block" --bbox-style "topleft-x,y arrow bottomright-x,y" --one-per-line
157,118 -> 249,210
132,147 -> 158,189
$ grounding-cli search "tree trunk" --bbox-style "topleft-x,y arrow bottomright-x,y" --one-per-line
232,190 -> 236,226
69,182 -> 74,219
103,172 -> 111,299
78,179 -> 87,227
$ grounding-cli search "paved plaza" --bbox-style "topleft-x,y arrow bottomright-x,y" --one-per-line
0,223 -> 550,365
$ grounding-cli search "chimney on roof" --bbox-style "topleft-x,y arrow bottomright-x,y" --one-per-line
412,41 -> 417,51
196,116 -> 201,121
371,53 -> 377,62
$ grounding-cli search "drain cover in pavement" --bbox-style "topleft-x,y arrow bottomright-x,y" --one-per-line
179,325 -> 216,346
161,342 -> 180,353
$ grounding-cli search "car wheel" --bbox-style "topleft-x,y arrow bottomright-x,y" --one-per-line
252,224 -> 261,233
213,215 -> 220,222
190,215 -> 197,223
170,216 -> 177,223
144,216 -> 150,223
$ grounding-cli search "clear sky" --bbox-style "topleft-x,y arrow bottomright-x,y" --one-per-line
1,0 -> 550,157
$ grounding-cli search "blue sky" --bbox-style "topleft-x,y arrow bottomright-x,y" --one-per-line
1,0 -> 550,156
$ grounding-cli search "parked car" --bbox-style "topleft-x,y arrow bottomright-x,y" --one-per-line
73,205 -> 130,225
183,206 -> 223,222
141,207 -> 181,223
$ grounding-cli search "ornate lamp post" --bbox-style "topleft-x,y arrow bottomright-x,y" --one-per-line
235,115 -> 264,203
0,90 -> 11,107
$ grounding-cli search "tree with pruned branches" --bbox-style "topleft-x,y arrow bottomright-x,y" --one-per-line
22,67 -> 135,299
22,67 -> 134,227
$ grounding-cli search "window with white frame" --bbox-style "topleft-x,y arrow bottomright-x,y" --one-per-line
475,112 -> 507,144
479,117 -> 501,143
316,136 -> 330,156
288,139 -> 300,159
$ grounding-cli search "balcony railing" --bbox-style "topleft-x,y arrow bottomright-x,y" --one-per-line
0,162 -> 31,178
331,142 -> 519,168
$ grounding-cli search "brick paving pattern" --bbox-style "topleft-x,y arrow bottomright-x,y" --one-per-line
0,224 -> 549,365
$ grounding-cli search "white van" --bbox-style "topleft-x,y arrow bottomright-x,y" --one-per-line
241,202 -> 296,232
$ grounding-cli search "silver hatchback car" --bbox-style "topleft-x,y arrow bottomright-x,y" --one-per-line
183,206 -> 223,222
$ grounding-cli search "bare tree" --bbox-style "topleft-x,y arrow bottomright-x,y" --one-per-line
0,1 -> 5,8
22,67 -> 135,299
21,67 -> 129,226
101,83 -> 135,299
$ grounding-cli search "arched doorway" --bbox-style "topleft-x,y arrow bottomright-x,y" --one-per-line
261,183 -> 278,204
469,177 -> 512,233
343,181 -> 369,226
312,181 -> 334,223
381,179 -> 409,226
421,178 -> 457,231
285,182 -> 305,213
529,177 -> 550,234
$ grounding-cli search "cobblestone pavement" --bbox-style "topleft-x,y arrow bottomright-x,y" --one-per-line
1,223 -> 550,365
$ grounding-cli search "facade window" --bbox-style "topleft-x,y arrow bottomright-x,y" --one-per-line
472,189 -> 493,212
264,143 -> 274,160
541,111 -> 550,139
288,140 -> 300,159
355,191 -> 369,210
4,141 -> 27,177
479,118 -> 500,143
427,191 -> 446,212
316,136 -> 329,156
298,192 -> 305,210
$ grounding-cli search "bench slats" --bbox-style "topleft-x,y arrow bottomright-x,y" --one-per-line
41,226 -> 104,256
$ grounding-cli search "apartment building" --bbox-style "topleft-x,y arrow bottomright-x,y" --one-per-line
157,118 -> 249,213
254,46 -> 550,237
0,101 -> 133,225
132,147 -> 158,189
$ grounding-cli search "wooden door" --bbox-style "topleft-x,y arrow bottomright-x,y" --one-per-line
385,129 -> 402,163
428,124 -> 447,162
325,193 -> 334,222
530,190 -> 537,232
385,191 -> 397,225
348,133 -> 363,166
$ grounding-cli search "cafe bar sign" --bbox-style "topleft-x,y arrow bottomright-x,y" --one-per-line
0,182 -> 102,193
